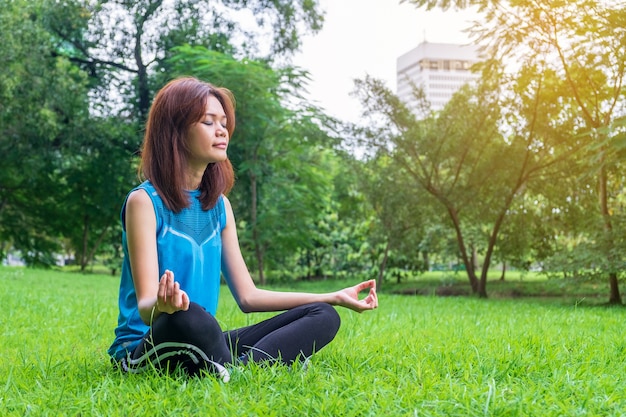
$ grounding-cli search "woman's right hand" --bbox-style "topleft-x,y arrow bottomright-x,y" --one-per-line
156,270 -> 190,314
333,279 -> 379,313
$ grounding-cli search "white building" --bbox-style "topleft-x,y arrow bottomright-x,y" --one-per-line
396,42 -> 481,112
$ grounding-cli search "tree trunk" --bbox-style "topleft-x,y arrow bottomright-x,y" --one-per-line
446,206 -> 479,293
471,245 -> 479,274
250,171 -> 265,285
377,239 -> 390,290
599,163 -> 622,304
422,250 -> 430,271
608,273 -> 621,304
80,214 -> 89,271
134,1 -> 162,122
500,262 -> 506,281
255,245 -> 265,284
555,40 -> 623,304
134,30 -> 149,121
478,180 -> 524,298
80,216 -> 111,271
86,225 -> 110,272
136,61 -> 149,122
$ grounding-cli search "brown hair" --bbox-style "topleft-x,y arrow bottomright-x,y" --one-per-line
139,77 -> 236,212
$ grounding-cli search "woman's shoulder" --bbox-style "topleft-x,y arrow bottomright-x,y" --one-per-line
127,181 -> 163,206
126,187 -> 154,213
121,183 -> 158,229
124,181 -> 154,199
127,187 -> 151,201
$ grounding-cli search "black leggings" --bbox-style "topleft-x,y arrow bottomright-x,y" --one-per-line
125,302 -> 340,375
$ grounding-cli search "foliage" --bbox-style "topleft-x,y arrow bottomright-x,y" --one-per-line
472,0 -> 626,303
0,0 -> 330,272
354,152 -> 435,288
3,0 -> 626,299
0,0 -> 141,269
0,0 -> 89,266
352,62 -> 575,298
48,0 -> 325,121
53,117 -> 139,270
358,0 -> 626,303
168,45 -> 348,283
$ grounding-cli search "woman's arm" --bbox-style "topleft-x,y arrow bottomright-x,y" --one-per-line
125,190 -> 189,324
220,196 -> 378,313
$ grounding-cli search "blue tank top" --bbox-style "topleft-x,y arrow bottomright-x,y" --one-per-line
108,181 -> 226,360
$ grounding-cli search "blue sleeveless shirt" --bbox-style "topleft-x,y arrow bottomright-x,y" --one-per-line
108,181 -> 226,360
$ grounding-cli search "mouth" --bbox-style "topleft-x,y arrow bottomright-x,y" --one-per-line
213,142 -> 228,149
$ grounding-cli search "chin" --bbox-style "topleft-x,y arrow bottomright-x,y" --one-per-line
209,154 -> 228,163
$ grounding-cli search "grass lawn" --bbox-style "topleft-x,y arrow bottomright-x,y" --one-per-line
382,269 -> 614,305
2,266 -> 626,416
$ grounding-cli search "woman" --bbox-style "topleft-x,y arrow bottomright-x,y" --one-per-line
108,77 -> 378,380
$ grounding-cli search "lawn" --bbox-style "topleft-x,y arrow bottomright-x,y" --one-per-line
1,266 -> 625,416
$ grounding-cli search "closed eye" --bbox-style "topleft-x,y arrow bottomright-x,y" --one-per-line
202,121 -> 228,128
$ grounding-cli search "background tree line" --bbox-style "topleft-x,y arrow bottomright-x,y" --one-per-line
1,0 -> 625,303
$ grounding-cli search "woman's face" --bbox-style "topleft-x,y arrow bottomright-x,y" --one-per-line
186,95 -> 229,166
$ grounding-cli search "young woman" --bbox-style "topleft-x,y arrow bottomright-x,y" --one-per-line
108,77 -> 378,380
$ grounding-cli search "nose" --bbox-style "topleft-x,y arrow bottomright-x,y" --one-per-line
216,124 -> 227,137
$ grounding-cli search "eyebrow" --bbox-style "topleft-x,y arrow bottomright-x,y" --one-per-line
205,112 -> 227,119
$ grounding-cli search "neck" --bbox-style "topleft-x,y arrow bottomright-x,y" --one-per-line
186,174 -> 203,191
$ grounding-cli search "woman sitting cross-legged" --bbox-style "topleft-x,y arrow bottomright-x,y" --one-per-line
107,76 -> 378,380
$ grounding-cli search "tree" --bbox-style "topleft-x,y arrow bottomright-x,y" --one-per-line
169,46 -> 339,284
353,60 -> 576,297
0,0 -> 330,269
48,0 -> 324,122
355,152 -> 433,288
407,0 -> 626,304
0,0 -> 93,265
54,118 -> 138,270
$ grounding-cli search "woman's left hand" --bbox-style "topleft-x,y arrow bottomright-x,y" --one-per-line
334,279 -> 379,313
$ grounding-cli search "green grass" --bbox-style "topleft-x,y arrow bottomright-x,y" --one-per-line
2,267 -> 626,416
381,270 -> 613,305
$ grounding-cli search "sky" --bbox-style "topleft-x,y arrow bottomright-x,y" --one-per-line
292,0 -> 479,124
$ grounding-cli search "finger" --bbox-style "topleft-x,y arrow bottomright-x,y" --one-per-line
173,282 -> 184,309
165,271 -> 174,302
181,291 -> 190,311
353,280 -> 371,293
361,279 -> 377,292
370,288 -> 379,308
158,272 -> 168,303
169,281 -> 178,307
163,270 -> 173,295
362,289 -> 377,309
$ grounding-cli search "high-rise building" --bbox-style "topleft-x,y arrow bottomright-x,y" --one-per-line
396,42 -> 480,112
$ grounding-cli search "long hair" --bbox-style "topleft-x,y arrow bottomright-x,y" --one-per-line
139,77 -> 236,212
